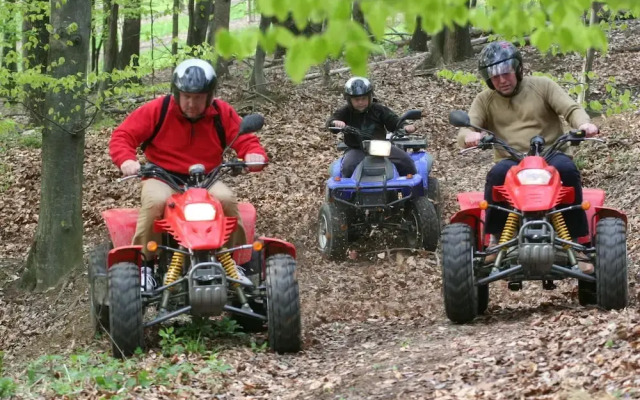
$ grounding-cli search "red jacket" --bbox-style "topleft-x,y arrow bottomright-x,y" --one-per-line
109,96 -> 268,174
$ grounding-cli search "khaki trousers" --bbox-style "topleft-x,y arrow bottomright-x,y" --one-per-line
132,179 -> 246,258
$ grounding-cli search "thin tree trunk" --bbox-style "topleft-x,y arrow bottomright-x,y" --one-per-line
119,0 -> 141,69
190,0 -> 213,48
578,2 -> 602,105
250,15 -> 272,95
409,16 -> 428,52
100,0 -> 119,92
186,0 -> 196,46
21,1 -> 49,123
172,0 -> 180,57
417,24 -> 473,70
210,0 -> 232,76
22,0 -> 91,291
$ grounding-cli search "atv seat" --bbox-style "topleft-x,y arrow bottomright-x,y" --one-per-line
352,156 -> 396,182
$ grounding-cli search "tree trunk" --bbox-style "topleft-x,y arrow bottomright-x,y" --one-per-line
172,0 -> 180,57
409,16 -> 428,52
186,0 -> 195,46
210,0 -> 232,76
578,2 -> 602,106
417,24 -> 473,70
250,15 -> 272,95
189,0 -> 213,48
100,0 -> 119,91
352,2 -> 371,38
119,0 -> 141,70
21,1 -> 49,123
22,0 -> 91,291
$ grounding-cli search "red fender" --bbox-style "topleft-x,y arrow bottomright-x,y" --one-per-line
233,202 -> 257,265
259,237 -> 297,259
107,245 -> 143,268
102,208 -> 139,248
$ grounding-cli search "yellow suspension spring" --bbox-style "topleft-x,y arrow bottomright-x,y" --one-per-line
218,251 -> 239,284
499,213 -> 520,244
551,213 -> 572,248
163,252 -> 184,286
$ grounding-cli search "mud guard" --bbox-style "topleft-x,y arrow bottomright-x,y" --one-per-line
107,246 -> 143,268
234,203 -> 257,265
450,208 -> 485,250
102,208 -> 139,248
594,207 -> 628,226
259,237 -> 297,259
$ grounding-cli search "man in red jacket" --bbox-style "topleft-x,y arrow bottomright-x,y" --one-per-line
109,59 -> 267,288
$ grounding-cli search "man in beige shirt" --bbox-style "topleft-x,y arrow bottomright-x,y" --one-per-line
459,41 -> 598,262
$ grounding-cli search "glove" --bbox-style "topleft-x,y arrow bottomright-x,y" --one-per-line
342,126 -> 360,136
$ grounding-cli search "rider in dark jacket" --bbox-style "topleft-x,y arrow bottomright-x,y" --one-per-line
326,77 -> 417,177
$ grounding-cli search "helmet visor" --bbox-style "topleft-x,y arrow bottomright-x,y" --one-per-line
480,59 -> 518,81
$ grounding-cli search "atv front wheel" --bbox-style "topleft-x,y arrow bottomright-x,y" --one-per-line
109,262 -> 144,358
441,223 -> 478,323
595,218 -> 628,310
266,254 -> 302,353
89,241 -> 112,335
406,196 -> 440,251
318,203 -> 348,260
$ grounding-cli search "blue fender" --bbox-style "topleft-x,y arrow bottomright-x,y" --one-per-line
410,151 -> 434,189
329,158 -> 343,178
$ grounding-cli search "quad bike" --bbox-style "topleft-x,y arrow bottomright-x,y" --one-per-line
441,110 -> 628,323
89,114 -> 302,358
317,110 -> 442,260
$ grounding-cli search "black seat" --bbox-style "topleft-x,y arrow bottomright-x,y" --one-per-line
351,156 -> 396,182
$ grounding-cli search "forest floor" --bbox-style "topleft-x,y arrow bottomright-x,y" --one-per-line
1,19 -> 640,400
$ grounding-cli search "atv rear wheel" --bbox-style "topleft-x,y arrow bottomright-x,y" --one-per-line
406,196 -> 440,251
442,223 -> 478,323
318,203 -> 348,260
427,176 -> 443,223
266,254 -> 302,353
109,262 -> 144,358
595,218 -> 628,310
89,241 -> 112,335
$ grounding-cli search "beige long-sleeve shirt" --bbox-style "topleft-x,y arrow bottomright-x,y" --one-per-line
457,76 -> 591,161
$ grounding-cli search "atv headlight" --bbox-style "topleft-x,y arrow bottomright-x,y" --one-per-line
184,203 -> 216,221
516,169 -> 552,185
366,140 -> 392,157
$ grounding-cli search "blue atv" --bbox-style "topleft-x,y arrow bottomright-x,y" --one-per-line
318,110 -> 441,259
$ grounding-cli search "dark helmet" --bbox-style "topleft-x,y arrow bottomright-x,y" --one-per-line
171,59 -> 217,104
344,76 -> 373,108
478,41 -> 523,90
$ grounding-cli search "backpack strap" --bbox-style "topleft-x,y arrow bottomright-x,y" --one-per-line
140,94 -> 171,151
212,100 -> 226,149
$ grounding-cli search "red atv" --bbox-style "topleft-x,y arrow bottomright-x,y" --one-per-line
442,111 -> 628,323
89,114 -> 302,357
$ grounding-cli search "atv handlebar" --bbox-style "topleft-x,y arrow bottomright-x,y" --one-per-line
117,160 -> 267,192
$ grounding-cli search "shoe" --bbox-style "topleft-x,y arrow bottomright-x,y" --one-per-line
235,265 -> 253,286
576,252 -> 594,274
141,266 -> 157,292
485,234 -> 498,263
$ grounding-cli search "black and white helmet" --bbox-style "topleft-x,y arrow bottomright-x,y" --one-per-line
344,77 -> 373,108
172,59 -> 217,104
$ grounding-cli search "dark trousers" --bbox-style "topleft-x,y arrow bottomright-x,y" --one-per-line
484,153 -> 588,238
341,146 -> 417,177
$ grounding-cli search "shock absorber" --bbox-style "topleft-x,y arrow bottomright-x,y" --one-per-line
159,250 -> 185,315
499,213 -> 520,244
495,213 -> 520,266
551,212 -> 578,266
218,251 -> 240,282
218,250 -> 251,309
164,251 -> 185,287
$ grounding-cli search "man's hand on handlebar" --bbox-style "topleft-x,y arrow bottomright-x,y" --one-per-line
120,159 -> 141,176
578,123 -> 599,138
